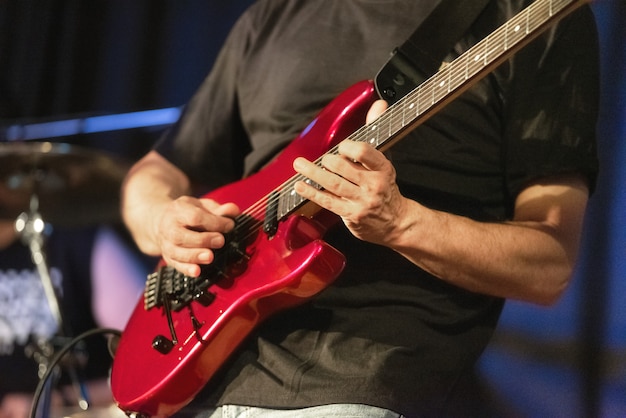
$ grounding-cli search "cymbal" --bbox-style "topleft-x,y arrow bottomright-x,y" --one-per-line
0,142 -> 129,226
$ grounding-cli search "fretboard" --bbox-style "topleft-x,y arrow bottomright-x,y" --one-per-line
273,0 -> 589,220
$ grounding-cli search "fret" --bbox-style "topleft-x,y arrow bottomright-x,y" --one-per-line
434,76 -> 442,103
292,187 -> 304,212
437,73 -> 447,101
453,57 -> 468,89
368,123 -> 379,146
404,95 -> 418,129
415,88 -> 421,117
485,36 -> 498,66
277,188 -> 287,219
384,114 -> 394,140
484,35 -> 489,65
447,61 -> 462,94
463,50 -> 470,80
495,27 -> 506,55
533,2 -> 551,32
467,52 -> 481,81
413,85 -> 422,117
370,121 -> 381,146
279,188 -> 295,219
506,17 -> 524,47
389,113 -> 400,138
433,66 -> 449,100
473,49 -> 483,74
505,21 -> 509,50
430,77 -> 436,105
407,101 -> 417,118
369,121 -> 379,145
394,107 -> 404,132
431,78 -> 440,107
491,35 -> 505,62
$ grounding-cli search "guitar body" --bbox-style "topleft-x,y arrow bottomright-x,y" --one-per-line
110,80 -> 378,417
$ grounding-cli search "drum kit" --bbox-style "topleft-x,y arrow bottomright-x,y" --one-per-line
0,141 -> 130,418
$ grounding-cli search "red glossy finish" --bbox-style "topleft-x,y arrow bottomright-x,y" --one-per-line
110,81 -> 378,417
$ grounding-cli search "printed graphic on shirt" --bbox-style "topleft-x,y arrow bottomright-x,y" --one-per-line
0,268 -> 62,355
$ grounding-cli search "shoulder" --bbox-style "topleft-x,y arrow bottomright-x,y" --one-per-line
225,0 -> 308,49
239,0 -> 305,27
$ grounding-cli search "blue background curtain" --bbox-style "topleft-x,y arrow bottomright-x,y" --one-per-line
0,1 -> 623,416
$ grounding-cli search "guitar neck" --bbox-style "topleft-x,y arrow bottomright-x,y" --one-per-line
362,0 -> 589,153
268,0 -> 589,222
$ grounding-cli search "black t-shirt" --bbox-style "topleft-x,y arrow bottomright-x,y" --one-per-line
0,227 -> 111,397
155,0 -> 599,416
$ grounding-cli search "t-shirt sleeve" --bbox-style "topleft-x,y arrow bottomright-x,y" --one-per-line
503,7 -> 600,198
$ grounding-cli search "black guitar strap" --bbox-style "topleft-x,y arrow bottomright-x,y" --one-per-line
376,0 -> 491,104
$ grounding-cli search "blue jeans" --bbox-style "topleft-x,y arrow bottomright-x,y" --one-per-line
196,404 -> 404,418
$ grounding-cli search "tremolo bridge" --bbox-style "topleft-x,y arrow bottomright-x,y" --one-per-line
143,234 -> 250,355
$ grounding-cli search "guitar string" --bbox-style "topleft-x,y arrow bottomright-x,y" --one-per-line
230,0 -> 574,238
267,0 -> 579,199
226,0 -> 577,247
227,0 -> 575,244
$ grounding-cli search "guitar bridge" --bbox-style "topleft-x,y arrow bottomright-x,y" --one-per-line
144,223 -> 252,354
144,267 -> 216,312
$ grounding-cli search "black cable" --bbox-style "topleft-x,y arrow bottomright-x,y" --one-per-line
28,327 -> 122,418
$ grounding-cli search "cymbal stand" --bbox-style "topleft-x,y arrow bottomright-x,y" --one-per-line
15,193 -> 90,417
15,194 -> 62,326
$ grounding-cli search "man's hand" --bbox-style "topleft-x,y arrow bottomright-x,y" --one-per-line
291,99 -> 590,305
121,150 -> 240,277
292,99 -> 409,246
153,196 -> 239,277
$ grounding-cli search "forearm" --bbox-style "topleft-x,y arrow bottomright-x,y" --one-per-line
389,173 -> 590,306
390,201 -> 578,305
293,140 -> 589,305
120,151 -> 239,277
121,151 -> 191,255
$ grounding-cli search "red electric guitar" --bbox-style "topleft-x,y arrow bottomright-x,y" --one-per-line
111,0 -> 589,416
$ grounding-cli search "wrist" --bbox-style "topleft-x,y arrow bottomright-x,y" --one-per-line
386,198 -> 424,251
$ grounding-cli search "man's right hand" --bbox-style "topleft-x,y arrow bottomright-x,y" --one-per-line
121,150 -> 240,277
153,196 -> 239,277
